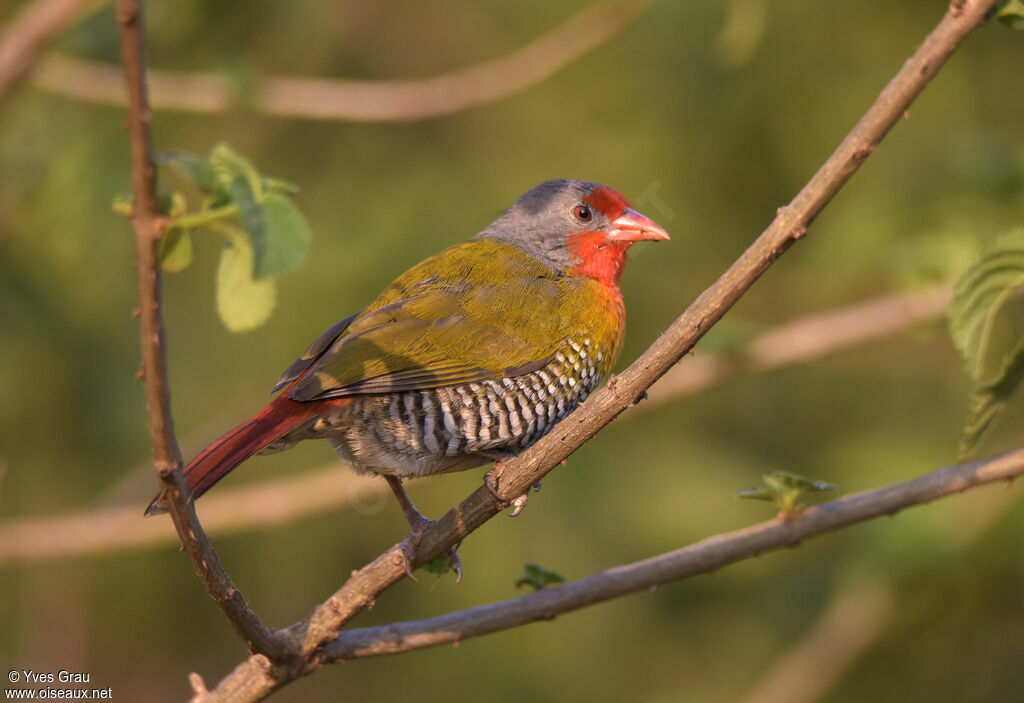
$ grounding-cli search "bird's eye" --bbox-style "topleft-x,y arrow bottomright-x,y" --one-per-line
572,204 -> 593,223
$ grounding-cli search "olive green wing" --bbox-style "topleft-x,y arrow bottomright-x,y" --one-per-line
283,239 -> 586,401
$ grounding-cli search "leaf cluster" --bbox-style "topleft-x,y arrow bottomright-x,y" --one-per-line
117,143 -> 313,332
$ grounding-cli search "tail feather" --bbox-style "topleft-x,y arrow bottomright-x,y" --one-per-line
144,395 -> 324,516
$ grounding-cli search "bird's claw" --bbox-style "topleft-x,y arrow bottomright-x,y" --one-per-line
509,480 -> 542,517
440,547 -> 463,584
485,470 -> 542,517
398,517 -> 463,584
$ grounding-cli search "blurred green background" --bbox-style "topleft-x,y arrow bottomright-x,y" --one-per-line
1,1 -> 1023,701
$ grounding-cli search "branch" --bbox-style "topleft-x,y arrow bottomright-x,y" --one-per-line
115,0 -> 287,661
205,1 -> 1000,699
0,0 -> 98,101
644,282 -> 952,408
31,0 -> 655,121
0,468 -> 382,565
322,447 -> 1024,661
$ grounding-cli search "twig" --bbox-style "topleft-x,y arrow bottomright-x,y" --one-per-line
0,468 -> 382,565
30,0 -> 655,121
644,282 -> 952,407
115,0 -> 286,660
0,0 -> 99,101
322,447 -> 1024,661
204,2 -> 999,699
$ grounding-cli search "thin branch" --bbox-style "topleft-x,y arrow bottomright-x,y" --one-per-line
31,0 -> 655,121
0,0 -> 99,101
204,2 -> 999,699
737,429 -> 1023,703
322,447 -> 1024,661
0,468 -> 382,565
644,282 -> 952,407
115,0 -> 287,660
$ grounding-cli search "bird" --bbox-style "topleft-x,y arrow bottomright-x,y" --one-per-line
146,179 -> 669,546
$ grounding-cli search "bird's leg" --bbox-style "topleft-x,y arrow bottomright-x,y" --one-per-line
384,475 -> 462,583
385,474 -> 429,529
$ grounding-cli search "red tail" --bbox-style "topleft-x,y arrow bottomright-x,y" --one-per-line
145,394 -> 330,516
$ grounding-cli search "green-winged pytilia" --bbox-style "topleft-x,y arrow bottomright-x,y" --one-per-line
147,179 -> 669,568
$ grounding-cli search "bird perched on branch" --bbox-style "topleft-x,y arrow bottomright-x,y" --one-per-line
147,179 -> 669,555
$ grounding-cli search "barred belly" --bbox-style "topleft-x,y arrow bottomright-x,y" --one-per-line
314,338 -> 607,479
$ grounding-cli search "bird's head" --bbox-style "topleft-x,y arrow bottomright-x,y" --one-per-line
479,179 -> 670,288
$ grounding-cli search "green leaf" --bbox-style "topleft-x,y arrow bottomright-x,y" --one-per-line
257,193 -> 312,277
262,176 -> 301,196
949,229 -> 1024,384
161,151 -> 224,198
515,563 -> 566,591
735,486 -> 776,502
228,174 -> 266,272
996,0 -> 1024,30
959,335 -> 1024,459
215,229 -> 277,332
158,227 -> 193,273
737,471 -> 836,515
210,142 -> 263,199
230,176 -> 311,279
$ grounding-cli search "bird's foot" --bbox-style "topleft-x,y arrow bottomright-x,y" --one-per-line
484,468 -> 542,517
398,515 -> 462,584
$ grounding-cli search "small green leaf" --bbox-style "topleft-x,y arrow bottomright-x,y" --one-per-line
959,335 -> 1024,459
763,471 -> 836,493
423,552 -> 459,577
515,563 -> 566,591
158,191 -> 188,219
230,176 -> 311,279
996,0 -> 1024,30
258,193 -> 312,277
262,176 -> 301,196
210,142 -> 263,198
949,229 -> 1024,384
735,486 -> 776,502
161,151 -> 224,198
229,174 -> 267,274
737,471 -> 835,515
158,227 -> 193,273
215,230 -> 277,332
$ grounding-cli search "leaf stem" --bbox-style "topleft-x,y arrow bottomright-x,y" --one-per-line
169,202 -> 239,231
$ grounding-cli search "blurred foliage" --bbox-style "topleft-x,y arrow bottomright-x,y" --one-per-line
143,144 -> 311,332
948,228 -> 1024,458
0,1 -> 1022,702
